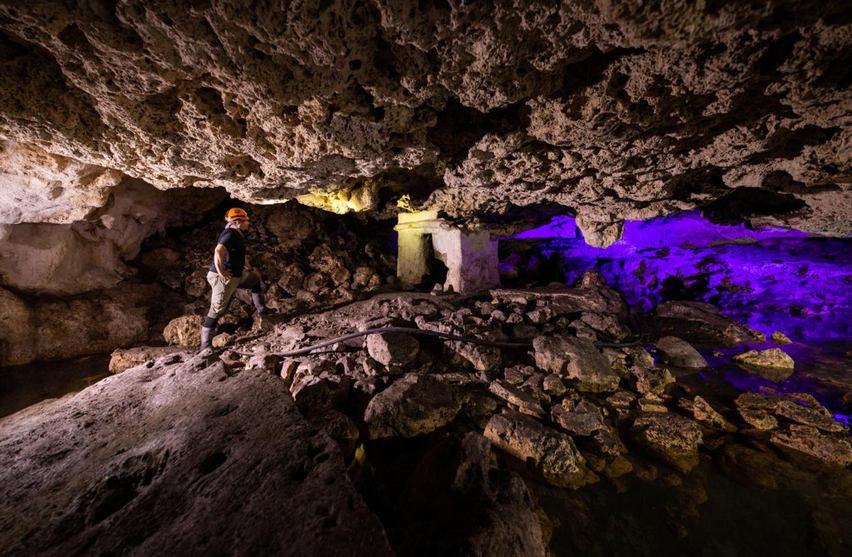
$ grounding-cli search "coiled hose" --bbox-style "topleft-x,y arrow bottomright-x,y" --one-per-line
231,326 -> 640,358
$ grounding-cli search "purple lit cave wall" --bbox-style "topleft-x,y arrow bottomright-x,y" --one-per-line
502,210 -> 852,333
500,211 -> 852,421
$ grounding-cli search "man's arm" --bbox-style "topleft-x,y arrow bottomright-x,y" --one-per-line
214,244 -> 231,278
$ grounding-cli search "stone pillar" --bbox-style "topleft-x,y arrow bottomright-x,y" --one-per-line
395,211 -> 442,286
432,228 -> 500,293
396,228 -> 432,285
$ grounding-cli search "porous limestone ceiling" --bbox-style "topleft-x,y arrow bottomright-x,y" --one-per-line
1,0 -> 851,245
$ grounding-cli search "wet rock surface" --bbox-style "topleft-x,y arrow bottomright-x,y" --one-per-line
646,301 -> 764,348
389,432 -> 547,557
366,332 -> 420,367
0,353 -> 394,557
630,412 -> 704,474
655,336 -> 708,369
3,272 -> 852,556
734,348 -> 796,381
485,410 -> 597,489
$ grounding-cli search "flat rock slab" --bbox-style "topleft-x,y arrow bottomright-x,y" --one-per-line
770,426 -> 852,473
646,301 -> 763,348
655,336 -> 707,369
0,353 -> 393,557
489,379 -> 545,418
108,345 -> 186,374
733,348 -> 795,381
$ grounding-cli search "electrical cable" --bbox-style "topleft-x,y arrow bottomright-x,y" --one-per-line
230,326 -> 640,358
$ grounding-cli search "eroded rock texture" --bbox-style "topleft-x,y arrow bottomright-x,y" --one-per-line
0,1 -> 850,241
0,178 -> 222,294
0,352 -> 394,557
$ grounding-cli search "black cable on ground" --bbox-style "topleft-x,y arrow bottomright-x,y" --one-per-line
230,326 -> 640,358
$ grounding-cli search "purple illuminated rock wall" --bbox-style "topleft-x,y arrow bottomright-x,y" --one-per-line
501,211 -> 852,343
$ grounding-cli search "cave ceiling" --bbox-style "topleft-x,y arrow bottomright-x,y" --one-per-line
0,0 -> 851,245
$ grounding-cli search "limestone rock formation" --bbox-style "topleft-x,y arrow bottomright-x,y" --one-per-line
533,335 -> 621,392
0,140 -> 122,224
364,373 -> 462,439
655,336 -> 708,369
0,179 -> 222,295
163,315 -> 204,348
630,412 -> 704,474
770,426 -> 852,472
366,331 -> 420,367
108,345 -> 184,374
0,353 -> 394,557
0,1 -> 850,239
0,282 -> 181,366
733,348 -> 796,381
484,409 -> 597,489
646,300 -> 764,347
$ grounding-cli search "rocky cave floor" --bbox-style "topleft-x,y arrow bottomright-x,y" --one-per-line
2,241 -> 852,555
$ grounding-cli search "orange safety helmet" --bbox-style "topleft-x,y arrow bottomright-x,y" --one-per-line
225,207 -> 249,222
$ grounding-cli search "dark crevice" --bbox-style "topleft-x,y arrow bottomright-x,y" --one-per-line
748,125 -> 839,164
700,187 -> 808,227
667,167 -> 729,202
555,47 -> 645,101
427,98 -> 531,167
754,32 -> 800,75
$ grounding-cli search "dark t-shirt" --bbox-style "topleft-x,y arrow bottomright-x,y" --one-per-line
209,227 -> 246,276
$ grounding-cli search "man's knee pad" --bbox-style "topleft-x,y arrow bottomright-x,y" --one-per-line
203,316 -> 218,329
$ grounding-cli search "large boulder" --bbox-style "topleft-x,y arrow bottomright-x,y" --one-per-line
163,315 -> 204,348
366,332 -> 420,367
364,374 -> 462,439
646,301 -> 763,348
733,349 -> 795,381
533,335 -> 621,392
629,364 -> 675,395
550,400 -> 606,437
630,412 -> 704,473
0,179 -> 215,296
655,336 -> 707,368
0,353 -> 394,557
108,346 -> 184,374
484,410 -> 597,489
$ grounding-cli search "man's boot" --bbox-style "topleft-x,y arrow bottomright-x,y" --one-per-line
200,327 -> 215,351
200,316 -> 218,351
252,291 -> 277,315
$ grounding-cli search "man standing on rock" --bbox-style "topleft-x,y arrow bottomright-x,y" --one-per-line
200,207 -> 275,351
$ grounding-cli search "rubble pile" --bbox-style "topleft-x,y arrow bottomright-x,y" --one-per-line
139,269 -> 848,554
138,202 -> 397,343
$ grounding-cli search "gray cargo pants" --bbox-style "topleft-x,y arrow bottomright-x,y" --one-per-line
205,271 -> 260,319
